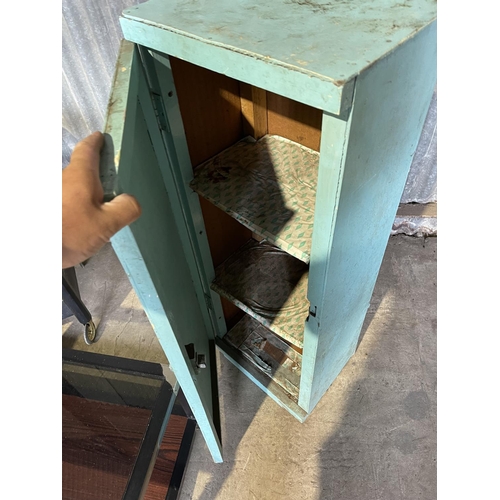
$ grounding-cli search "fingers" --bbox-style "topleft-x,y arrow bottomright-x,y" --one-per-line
70,131 -> 104,171
100,193 -> 142,237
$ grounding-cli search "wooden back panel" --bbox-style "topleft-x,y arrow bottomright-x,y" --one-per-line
267,92 -> 322,152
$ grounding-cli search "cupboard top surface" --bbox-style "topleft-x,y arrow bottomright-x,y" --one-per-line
122,0 -> 436,87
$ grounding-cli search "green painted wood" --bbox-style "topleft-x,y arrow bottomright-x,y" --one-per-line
146,48 -> 227,338
299,22 -> 437,413
99,41 -> 223,462
109,0 -> 437,429
133,48 -> 215,345
120,0 -> 435,115
119,16 -> 343,115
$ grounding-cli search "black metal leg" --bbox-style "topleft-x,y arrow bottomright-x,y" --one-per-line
62,275 -> 92,325
165,418 -> 196,500
62,270 -> 96,344
122,381 -> 176,500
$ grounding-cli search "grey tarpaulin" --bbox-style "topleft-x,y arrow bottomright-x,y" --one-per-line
62,0 -> 437,234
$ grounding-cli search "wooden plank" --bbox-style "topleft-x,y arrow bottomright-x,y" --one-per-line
240,82 -> 254,136
251,86 -> 268,139
397,202 -> 437,217
144,416 -> 189,500
267,92 -> 322,152
121,15 -> 345,115
240,83 -> 268,139
170,57 -> 243,167
300,21 -> 437,413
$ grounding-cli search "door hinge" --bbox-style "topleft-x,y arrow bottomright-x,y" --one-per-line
151,92 -> 169,132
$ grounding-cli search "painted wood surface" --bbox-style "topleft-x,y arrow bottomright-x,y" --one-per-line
137,48 -> 227,338
107,0 -> 437,437
119,19 -> 343,115
120,0 -> 435,114
299,22 -> 437,412
100,41 -> 223,462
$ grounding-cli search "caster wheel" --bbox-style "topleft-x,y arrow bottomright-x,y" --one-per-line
84,320 -> 97,345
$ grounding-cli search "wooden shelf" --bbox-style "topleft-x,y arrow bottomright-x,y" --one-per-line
211,239 -> 309,348
223,314 -> 302,402
190,135 -> 319,263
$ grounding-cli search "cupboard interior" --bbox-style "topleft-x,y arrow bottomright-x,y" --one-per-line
170,57 -> 323,403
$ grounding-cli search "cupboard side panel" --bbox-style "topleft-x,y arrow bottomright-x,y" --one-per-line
300,22 -> 437,412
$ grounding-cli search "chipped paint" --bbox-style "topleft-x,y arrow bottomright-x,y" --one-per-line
123,0 -> 436,87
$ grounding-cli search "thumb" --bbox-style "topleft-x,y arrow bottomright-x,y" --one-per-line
100,193 -> 142,237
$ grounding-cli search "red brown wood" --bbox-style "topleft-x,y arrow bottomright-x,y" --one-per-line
62,395 -> 187,500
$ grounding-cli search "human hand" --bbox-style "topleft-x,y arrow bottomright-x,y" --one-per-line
62,131 -> 141,269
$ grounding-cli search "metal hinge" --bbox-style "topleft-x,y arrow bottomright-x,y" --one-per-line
151,92 -> 169,132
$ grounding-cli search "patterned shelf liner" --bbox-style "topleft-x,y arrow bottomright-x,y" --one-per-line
190,135 -> 319,263
224,314 -> 302,401
212,239 -> 309,349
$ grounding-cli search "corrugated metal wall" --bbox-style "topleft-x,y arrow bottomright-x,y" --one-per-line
62,0 -> 437,220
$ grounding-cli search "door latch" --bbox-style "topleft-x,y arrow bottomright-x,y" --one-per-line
185,343 -> 207,372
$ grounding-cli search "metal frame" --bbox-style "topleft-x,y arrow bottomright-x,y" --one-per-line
123,381 -> 176,500
62,268 -> 96,344
165,419 -> 197,500
62,273 -> 92,326
62,349 -> 197,500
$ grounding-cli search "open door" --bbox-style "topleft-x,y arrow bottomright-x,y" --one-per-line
99,40 -> 222,462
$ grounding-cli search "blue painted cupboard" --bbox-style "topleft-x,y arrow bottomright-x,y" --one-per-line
99,0 -> 437,462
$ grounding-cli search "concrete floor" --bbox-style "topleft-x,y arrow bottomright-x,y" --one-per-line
62,235 -> 436,500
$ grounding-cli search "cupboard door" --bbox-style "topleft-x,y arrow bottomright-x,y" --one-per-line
99,40 -> 222,462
